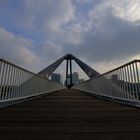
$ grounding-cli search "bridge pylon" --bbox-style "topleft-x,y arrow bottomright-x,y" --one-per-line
38,54 -> 100,88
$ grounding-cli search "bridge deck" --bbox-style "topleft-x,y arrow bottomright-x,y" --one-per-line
0,89 -> 140,139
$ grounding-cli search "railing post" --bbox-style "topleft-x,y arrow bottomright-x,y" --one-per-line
66,59 -> 69,87
135,62 -> 140,100
70,59 -> 73,87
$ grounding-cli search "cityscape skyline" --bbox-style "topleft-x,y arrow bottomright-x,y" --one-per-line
51,71 -> 85,85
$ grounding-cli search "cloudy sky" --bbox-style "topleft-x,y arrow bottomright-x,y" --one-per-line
0,0 -> 140,78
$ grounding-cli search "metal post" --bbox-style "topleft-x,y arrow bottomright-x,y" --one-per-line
1,63 -> 7,100
66,59 -> 69,87
130,64 -> 135,100
135,62 -> 140,100
127,65 -> 132,100
132,63 -> 139,100
124,66 -> 130,100
70,59 -> 73,87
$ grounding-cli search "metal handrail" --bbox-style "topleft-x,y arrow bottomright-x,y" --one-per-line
0,58 -> 51,80
95,60 -> 140,78
73,60 -> 140,105
0,59 -> 65,103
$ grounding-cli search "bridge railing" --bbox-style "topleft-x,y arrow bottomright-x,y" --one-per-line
73,60 -> 140,105
0,59 -> 65,104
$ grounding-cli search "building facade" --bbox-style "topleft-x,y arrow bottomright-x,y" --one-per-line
51,73 -> 61,83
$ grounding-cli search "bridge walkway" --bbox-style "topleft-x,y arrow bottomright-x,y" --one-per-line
0,89 -> 140,139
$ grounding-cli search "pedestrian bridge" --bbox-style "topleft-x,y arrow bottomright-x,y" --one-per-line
0,54 -> 140,139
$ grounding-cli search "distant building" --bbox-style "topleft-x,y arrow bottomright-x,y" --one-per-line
79,79 -> 84,83
72,72 -> 79,84
111,74 -> 118,81
51,73 -> 61,83
64,72 -> 85,86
